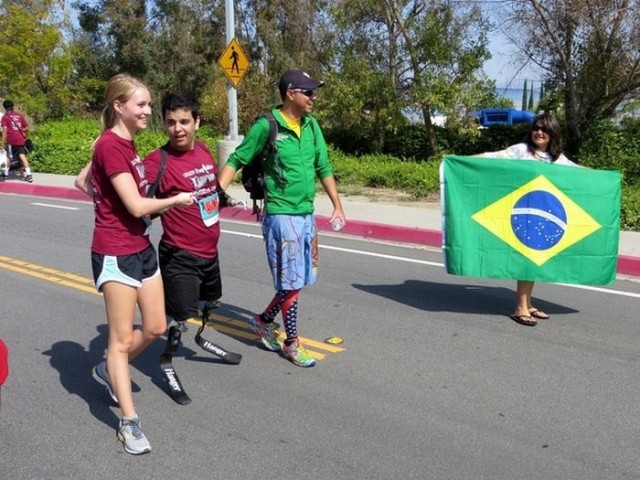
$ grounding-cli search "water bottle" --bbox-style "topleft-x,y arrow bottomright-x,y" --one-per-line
331,218 -> 343,231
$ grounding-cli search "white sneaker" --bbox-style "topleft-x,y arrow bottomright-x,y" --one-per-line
117,417 -> 152,455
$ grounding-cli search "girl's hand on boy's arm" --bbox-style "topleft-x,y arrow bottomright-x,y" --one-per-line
74,162 -> 93,197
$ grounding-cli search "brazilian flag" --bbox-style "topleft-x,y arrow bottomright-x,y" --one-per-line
441,155 -> 621,285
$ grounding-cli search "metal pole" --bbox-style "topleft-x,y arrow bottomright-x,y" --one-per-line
225,0 -> 238,140
217,0 -> 243,169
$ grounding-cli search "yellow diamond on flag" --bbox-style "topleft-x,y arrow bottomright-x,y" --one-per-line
471,175 -> 601,266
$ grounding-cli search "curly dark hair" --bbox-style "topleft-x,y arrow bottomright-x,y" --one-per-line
161,91 -> 199,121
524,113 -> 564,160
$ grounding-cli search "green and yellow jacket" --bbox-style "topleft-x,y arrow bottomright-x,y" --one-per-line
225,107 -> 333,215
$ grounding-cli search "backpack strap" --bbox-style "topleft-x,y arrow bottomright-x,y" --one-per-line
147,144 -> 169,198
241,112 -> 282,219
263,112 -> 278,157
262,112 -> 286,187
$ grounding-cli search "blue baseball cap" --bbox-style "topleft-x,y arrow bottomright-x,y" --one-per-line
278,70 -> 325,96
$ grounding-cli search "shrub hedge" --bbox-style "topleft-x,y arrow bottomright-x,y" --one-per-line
28,119 -> 221,175
26,117 -> 640,231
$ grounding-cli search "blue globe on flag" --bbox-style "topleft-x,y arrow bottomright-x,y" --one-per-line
511,190 -> 567,250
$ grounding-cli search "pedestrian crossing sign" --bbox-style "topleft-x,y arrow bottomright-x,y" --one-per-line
218,38 -> 249,88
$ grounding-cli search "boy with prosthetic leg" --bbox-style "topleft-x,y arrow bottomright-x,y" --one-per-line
144,92 -> 243,404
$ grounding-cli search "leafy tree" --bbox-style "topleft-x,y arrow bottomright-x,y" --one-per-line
199,0 -> 331,134
318,55 -> 406,155
0,0 -> 75,121
72,0 -> 155,114
73,0 -> 230,123
326,0 -> 492,155
499,0 -> 640,153
95,0 -> 152,78
147,0 -> 226,99
242,0 -> 328,77
72,2 -> 118,81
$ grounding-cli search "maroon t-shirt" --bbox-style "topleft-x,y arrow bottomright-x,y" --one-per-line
144,141 -> 221,259
90,130 -> 150,255
1,111 -> 28,145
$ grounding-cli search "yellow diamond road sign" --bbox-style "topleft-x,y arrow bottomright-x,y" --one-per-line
218,38 -> 249,88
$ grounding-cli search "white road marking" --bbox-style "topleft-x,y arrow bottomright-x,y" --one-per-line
221,228 -> 640,299
32,202 -> 80,211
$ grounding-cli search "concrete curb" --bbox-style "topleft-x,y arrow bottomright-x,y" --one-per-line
2,181 -> 639,278
0,181 -> 89,202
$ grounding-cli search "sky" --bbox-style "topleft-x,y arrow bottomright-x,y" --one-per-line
483,31 -> 540,88
478,0 -> 543,101
482,30 -> 543,107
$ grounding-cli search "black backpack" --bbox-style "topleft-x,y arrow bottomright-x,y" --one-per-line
241,112 -> 279,215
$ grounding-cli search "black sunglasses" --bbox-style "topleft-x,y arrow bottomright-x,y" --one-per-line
291,88 -> 316,98
531,124 -> 549,133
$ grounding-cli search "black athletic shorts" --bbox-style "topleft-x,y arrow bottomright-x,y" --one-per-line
158,241 -> 222,322
6,145 -> 28,157
91,244 -> 160,291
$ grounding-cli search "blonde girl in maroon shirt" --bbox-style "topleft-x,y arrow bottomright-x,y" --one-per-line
75,74 -> 194,454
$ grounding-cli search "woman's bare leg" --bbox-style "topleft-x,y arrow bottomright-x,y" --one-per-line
515,280 -> 534,316
102,282 -> 138,418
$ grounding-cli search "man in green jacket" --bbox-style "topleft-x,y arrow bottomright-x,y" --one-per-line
218,69 -> 346,367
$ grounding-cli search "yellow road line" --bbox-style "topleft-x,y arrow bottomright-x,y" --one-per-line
0,256 -> 95,285
205,312 -> 345,353
0,255 -> 345,360
192,321 -> 327,361
0,260 -> 99,295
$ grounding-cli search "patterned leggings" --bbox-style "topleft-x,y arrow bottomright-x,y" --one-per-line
263,289 -> 300,342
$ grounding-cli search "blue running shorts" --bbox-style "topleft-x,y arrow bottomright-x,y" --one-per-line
262,214 -> 318,291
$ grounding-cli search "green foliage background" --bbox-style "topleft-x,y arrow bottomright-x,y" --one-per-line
28,119 -> 221,174
25,117 -> 639,231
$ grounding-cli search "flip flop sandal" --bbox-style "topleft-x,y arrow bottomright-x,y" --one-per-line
528,308 -> 550,320
510,314 -> 537,326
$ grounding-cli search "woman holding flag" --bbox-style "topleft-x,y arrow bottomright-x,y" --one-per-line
478,113 -> 577,326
